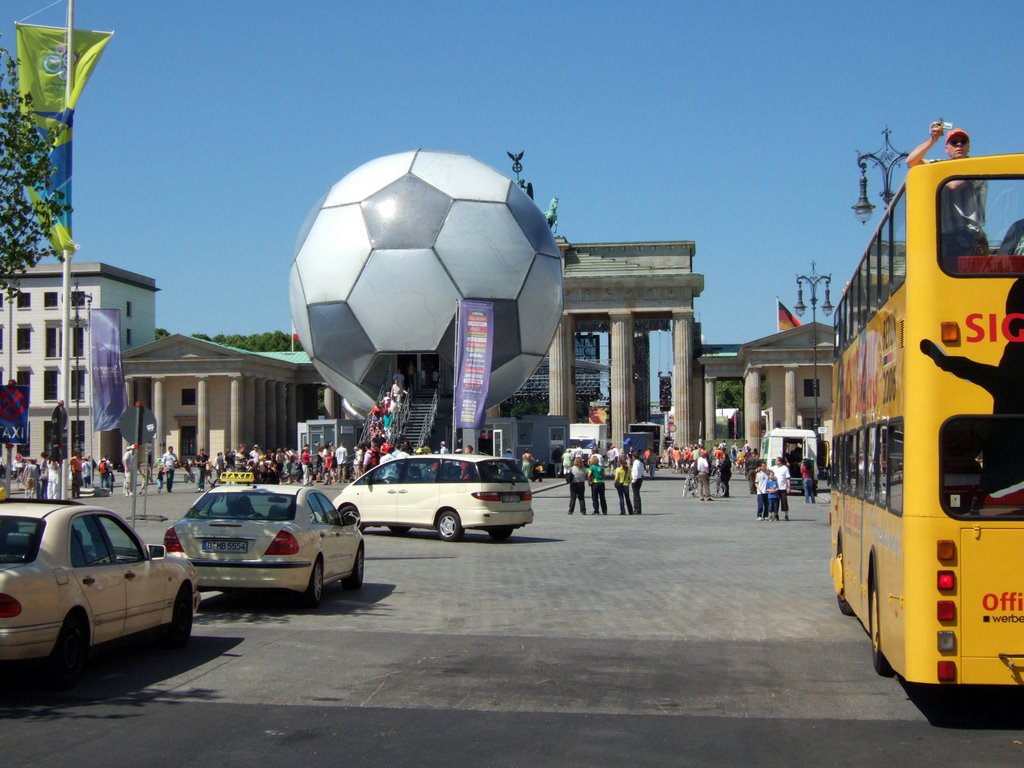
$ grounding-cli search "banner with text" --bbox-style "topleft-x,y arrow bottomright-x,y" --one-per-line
454,300 -> 494,429
16,23 -> 113,251
90,308 -> 127,431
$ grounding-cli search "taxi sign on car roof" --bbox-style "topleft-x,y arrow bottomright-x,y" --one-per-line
218,471 -> 255,484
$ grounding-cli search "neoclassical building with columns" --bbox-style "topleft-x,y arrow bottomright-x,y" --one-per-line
123,335 -> 324,457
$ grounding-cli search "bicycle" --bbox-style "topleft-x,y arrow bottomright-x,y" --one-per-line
682,473 -> 699,498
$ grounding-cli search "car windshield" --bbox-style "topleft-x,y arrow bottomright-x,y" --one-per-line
185,491 -> 297,521
0,516 -> 44,564
478,460 -> 529,484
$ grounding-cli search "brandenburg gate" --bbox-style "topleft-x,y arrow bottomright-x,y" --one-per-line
546,238 -> 705,447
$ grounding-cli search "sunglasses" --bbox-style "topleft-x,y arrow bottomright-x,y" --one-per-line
949,138 -> 969,147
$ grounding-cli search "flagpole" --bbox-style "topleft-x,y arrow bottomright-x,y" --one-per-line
60,0 -> 76,499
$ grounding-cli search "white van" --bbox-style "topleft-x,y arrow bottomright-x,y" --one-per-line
761,428 -> 817,492
333,454 -> 534,542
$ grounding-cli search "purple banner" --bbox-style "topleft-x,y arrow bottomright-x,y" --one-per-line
454,300 -> 494,429
90,308 -> 127,431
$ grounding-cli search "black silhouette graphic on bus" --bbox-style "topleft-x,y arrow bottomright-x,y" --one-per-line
920,277 -> 1024,502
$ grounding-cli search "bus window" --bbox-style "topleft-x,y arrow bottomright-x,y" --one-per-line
888,420 -> 904,515
877,425 -> 889,508
939,416 -> 1024,518
865,425 -> 877,504
890,192 -> 906,289
878,217 -> 892,304
858,427 -> 868,499
845,430 -> 859,497
940,177 -> 1024,276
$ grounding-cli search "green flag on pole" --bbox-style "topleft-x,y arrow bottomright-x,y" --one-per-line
15,22 -> 113,252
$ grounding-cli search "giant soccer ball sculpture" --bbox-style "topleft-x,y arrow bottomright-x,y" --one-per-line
289,149 -> 564,414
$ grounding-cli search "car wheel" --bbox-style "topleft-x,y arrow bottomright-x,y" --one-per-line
388,526 -> 411,535
487,526 -> 514,541
164,585 -> 194,648
342,546 -> 364,590
301,557 -> 325,608
436,510 -> 464,542
48,613 -> 88,689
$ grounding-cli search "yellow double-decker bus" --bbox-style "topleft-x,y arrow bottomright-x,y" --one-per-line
829,153 -> 1024,685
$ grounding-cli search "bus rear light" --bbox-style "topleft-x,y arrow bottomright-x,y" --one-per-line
937,631 -> 957,652
937,571 -> 955,590
937,540 -> 957,561
937,600 -> 956,621
937,661 -> 957,682
940,322 -> 960,345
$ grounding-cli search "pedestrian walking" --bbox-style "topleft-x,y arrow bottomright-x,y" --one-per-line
587,454 -> 608,515
614,456 -> 634,515
630,452 -> 644,515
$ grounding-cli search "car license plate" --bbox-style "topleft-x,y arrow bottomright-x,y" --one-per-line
202,539 -> 249,553
501,494 -> 519,503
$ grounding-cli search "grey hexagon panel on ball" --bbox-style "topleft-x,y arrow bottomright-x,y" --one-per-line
290,149 -> 564,412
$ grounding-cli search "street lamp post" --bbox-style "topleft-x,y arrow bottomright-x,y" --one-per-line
71,282 -> 92,457
852,127 -> 909,224
794,262 -> 833,434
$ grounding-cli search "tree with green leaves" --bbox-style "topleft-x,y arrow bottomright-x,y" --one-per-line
0,47 -> 68,296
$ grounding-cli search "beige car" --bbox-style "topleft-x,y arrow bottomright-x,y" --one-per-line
334,454 -> 534,541
0,501 -> 201,688
164,482 -> 363,607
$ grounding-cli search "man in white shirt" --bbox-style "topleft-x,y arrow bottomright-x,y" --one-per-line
696,451 -> 712,501
630,452 -> 645,515
161,446 -> 179,493
774,457 -> 791,521
335,443 -> 349,482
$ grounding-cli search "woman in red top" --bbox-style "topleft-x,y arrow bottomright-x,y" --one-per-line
800,458 -> 816,504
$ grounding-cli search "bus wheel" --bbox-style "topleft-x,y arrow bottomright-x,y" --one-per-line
869,579 -> 895,677
835,544 -> 856,616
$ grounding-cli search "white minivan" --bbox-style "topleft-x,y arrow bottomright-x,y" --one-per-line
334,454 -> 534,542
761,428 -> 818,492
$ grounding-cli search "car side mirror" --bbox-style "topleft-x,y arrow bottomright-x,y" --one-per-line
340,509 -> 359,527
148,544 -> 166,559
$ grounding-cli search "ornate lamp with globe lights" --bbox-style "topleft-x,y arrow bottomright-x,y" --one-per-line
793,262 -> 833,434
852,127 -> 908,224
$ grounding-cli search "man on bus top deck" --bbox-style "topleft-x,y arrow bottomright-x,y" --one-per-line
907,121 -> 987,270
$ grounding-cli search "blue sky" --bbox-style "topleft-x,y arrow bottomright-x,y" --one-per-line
6,0 -> 1024,347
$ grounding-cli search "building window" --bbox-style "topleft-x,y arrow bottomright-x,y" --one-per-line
16,370 -> 30,387
44,291 -> 58,308
16,327 -> 31,352
180,425 -> 197,457
71,290 -> 87,308
181,388 -> 196,406
802,378 -> 820,397
72,326 -> 84,358
126,300 -> 132,317
126,328 -> 132,346
45,326 -> 61,358
71,369 -> 86,401
16,293 -> 30,309
44,370 -> 58,401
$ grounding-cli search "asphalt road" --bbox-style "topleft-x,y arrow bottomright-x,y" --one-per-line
3,473 -> 1024,766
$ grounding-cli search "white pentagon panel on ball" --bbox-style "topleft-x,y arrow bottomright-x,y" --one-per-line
410,151 -> 512,202
321,151 -> 417,208
361,175 -> 453,249
487,354 -> 545,408
307,301 -> 378,384
516,254 -> 564,356
293,203 -> 371,304
288,263 -> 313,353
435,201 -> 535,299
347,248 -> 461,351
506,182 -> 561,258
